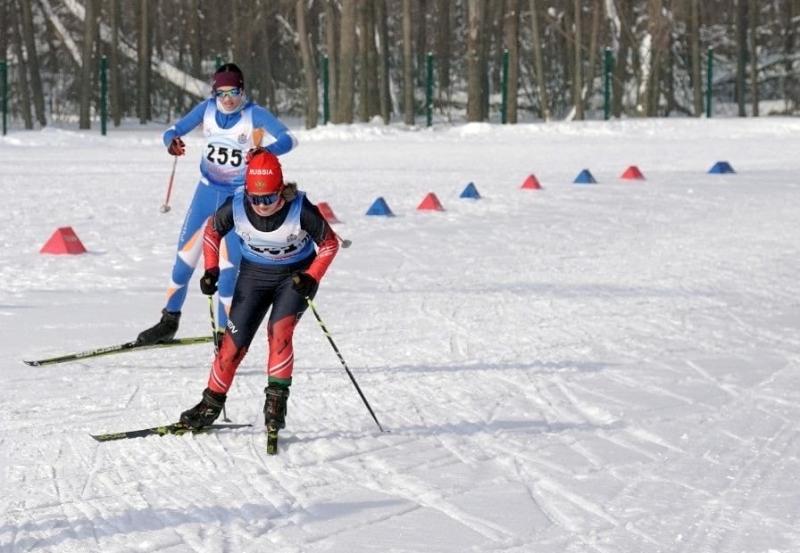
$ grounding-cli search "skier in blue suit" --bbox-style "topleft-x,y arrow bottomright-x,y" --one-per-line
137,63 -> 297,345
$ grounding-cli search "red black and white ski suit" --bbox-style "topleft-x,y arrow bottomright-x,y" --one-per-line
202,187 -> 339,392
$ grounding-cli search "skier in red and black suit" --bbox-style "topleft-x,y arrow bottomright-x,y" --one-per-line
180,150 -> 339,430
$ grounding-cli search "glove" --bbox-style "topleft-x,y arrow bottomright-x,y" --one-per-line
200,268 -> 219,296
292,272 -> 318,298
246,146 -> 267,163
167,137 -> 186,156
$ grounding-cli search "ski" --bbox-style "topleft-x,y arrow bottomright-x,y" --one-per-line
266,423 -> 279,455
91,423 -> 252,442
23,336 -> 214,366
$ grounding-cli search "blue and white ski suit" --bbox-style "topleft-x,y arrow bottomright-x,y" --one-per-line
161,98 -> 296,329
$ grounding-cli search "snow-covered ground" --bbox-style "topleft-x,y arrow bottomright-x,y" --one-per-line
2,116 -> 800,553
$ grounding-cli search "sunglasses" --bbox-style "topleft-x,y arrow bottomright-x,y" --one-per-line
215,87 -> 242,98
248,193 -> 281,206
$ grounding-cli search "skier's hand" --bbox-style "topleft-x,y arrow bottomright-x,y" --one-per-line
167,137 -> 186,156
291,272 -> 317,298
200,268 -> 219,296
246,147 -> 267,163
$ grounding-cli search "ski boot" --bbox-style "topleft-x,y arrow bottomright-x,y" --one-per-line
136,309 -> 181,346
264,384 -> 290,454
179,388 -> 226,429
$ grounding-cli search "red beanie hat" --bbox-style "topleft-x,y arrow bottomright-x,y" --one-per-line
213,63 -> 244,90
246,151 -> 283,195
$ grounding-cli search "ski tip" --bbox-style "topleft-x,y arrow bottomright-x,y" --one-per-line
22,360 -> 40,366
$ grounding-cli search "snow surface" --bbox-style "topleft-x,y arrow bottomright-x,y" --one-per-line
2,117 -> 800,552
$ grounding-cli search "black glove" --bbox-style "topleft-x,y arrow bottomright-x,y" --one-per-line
167,137 -> 186,156
292,272 -> 318,298
246,146 -> 267,163
200,268 -> 219,296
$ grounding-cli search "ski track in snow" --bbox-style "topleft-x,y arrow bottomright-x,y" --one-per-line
2,118 -> 800,552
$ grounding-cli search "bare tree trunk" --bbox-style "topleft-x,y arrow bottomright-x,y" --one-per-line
785,0 -> 797,112
297,0 -> 318,128
529,0 -> 549,120
357,0 -> 369,122
582,0 -> 602,110
466,0 -> 484,121
735,0 -> 747,116
573,0 -> 583,119
749,0 -> 759,116
480,1 -> 493,119
138,0 -> 151,123
336,0 -> 356,123
79,0 -> 98,129
18,0 -> 45,126
375,0 -> 391,123
612,0 -> 631,117
503,0 -> 519,123
364,0 -> 380,118
435,0 -> 451,107
415,0 -> 427,87
11,6 -> 33,128
402,0 -> 414,124
190,0 -> 202,77
325,0 -> 339,118
645,0 -> 666,117
689,0 -> 703,116
489,0 -> 504,93
110,0 -> 122,125
1,0 -> 8,63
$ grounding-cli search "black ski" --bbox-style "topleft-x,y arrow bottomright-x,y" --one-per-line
23,336 -> 214,366
266,423 -> 279,455
91,423 -> 252,442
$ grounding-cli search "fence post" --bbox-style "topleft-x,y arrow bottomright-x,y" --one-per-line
603,47 -> 613,120
100,55 -> 108,136
322,55 -> 330,124
501,49 -> 509,124
706,47 -> 713,118
426,52 -> 433,127
0,60 -> 6,136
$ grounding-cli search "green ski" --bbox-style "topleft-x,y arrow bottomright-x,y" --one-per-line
23,336 -> 214,366
91,423 -> 252,442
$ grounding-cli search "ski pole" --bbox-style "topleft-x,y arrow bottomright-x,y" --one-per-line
303,295 -> 384,432
335,233 -> 352,249
160,156 -> 178,213
208,295 -> 231,422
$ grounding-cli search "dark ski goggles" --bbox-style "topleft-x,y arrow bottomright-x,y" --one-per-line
215,87 -> 242,98
248,192 -> 281,206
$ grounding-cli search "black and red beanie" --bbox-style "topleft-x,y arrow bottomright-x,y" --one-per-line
213,63 -> 244,90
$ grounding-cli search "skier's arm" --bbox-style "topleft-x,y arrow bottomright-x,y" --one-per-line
162,100 -> 211,146
251,106 -> 298,156
300,197 -> 339,282
203,199 -> 236,270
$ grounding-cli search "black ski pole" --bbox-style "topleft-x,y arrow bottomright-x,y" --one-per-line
208,295 -> 231,422
304,296 -> 384,433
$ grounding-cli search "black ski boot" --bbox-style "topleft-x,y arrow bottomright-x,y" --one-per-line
263,384 -> 290,430
180,388 -> 226,429
136,309 -> 181,346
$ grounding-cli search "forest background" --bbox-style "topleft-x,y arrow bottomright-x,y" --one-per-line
1,0 -> 798,131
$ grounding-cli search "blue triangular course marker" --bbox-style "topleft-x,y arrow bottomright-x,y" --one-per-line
573,169 -> 597,184
708,161 -> 735,174
460,182 -> 481,199
366,196 -> 394,216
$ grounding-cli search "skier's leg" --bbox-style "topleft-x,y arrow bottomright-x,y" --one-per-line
137,183 -> 216,345
216,231 -> 242,331
263,276 -> 313,429
206,265 -> 274,395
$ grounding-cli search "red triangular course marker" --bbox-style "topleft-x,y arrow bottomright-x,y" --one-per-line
417,192 -> 445,211
316,202 -> 341,223
40,227 -> 87,254
521,174 -> 542,189
620,165 -> 645,180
